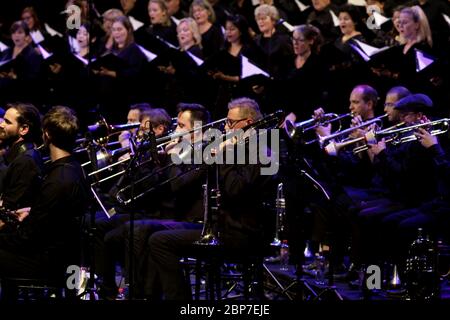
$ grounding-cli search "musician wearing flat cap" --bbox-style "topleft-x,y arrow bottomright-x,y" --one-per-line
356,93 -> 446,267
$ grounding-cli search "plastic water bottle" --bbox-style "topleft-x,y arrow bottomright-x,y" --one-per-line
280,240 -> 289,271
314,253 -> 327,285
405,228 -> 439,300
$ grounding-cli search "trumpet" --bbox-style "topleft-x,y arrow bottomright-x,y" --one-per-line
285,112 -> 352,142
319,114 -> 387,148
374,118 -> 450,145
324,121 -> 405,156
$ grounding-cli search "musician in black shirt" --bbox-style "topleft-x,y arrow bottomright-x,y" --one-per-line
0,106 -> 90,280
0,103 -> 43,214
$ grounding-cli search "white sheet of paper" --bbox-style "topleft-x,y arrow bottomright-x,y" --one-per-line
281,20 -> 295,33
295,0 -> 310,12
30,30 -> 45,44
69,36 -> 81,53
415,49 -> 434,72
44,23 -> 63,37
241,55 -> 269,79
354,39 -> 389,57
74,53 -> 89,65
129,16 -> 145,31
0,41 -> 8,52
186,51 -> 204,66
137,45 -> 157,62
373,11 -> 390,27
442,14 -> 450,28
348,0 -> 367,6
171,16 -> 180,26
330,10 -> 340,27
38,45 -> 53,60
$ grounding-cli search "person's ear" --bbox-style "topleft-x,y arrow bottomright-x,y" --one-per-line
18,124 -> 29,137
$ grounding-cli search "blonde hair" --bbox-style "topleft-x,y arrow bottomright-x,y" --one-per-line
254,4 -> 279,22
400,6 -> 432,47
149,0 -> 172,27
189,0 -> 216,24
177,17 -> 202,49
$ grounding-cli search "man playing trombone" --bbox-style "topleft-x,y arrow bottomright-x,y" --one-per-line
98,103 -> 211,299
144,97 -> 279,300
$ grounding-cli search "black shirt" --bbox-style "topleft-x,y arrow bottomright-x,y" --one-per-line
0,155 -> 90,253
0,141 -> 43,210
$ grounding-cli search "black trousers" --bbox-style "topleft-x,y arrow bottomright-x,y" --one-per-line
147,228 -> 267,300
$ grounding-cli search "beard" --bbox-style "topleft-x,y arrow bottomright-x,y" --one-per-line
0,129 -> 20,147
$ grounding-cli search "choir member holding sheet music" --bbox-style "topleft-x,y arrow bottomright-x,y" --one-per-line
189,0 -> 224,59
142,0 -> 178,47
0,21 -> 43,106
93,16 -> 147,123
307,0 -> 340,45
281,24 -> 329,124
254,4 -> 293,79
322,5 -> 371,114
98,9 -> 125,56
203,14 -> 265,118
156,17 -> 206,113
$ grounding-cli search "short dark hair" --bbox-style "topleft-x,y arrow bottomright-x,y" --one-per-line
6,102 -> 42,144
10,20 -> 30,35
42,106 -> 79,152
387,86 -> 411,101
140,108 -> 172,134
130,103 -> 152,114
177,103 -> 211,126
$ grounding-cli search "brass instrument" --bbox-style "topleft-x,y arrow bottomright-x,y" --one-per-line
324,121 -> 405,156
319,114 -> 387,148
324,118 -> 450,155
87,117 -> 141,145
115,111 -> 284,206
195,166 -> 221,246
373,118 -> 450,145
270,183 -> 286,247
285,112 -> 352,143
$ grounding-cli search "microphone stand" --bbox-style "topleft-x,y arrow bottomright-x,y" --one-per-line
78,133 -> 100,300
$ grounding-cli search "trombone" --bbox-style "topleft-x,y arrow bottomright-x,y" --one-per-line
319,114 -> 387,148
115,111 -> 284,206
285,112 -> 352,143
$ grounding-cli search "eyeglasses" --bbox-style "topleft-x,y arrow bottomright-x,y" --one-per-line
384,102 -> 396,107
291,37 -> 306,43
225,118 -> 247,128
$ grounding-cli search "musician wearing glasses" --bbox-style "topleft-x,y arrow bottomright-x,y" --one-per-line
97,103 -> 210,299
94,105 -> 175,299
144,97 -> 278,300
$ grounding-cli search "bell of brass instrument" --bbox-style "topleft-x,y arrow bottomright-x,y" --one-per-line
285,112 -> 352,143
88,117 -> 141,145
271,183 -> 286,247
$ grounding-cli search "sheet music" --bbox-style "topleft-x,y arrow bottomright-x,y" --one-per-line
30,30 -> 45,44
